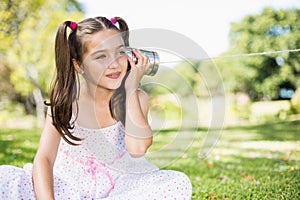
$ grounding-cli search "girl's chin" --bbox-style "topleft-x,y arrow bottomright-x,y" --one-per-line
98,82 -> 122,90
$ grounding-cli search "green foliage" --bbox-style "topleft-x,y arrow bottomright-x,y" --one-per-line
221,7 -> 300,100
291,89 -> 300,114
0,0 -> 84,107
144,60 -> 223,99
147,63 -> 200,97
0,102 -> 26,122
250,100 -> 292,122
174,61 -> 224,97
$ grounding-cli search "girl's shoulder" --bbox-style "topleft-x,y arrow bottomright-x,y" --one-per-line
137,88 -> 149,99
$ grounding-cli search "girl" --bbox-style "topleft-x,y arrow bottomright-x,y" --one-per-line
0,16 -> 192,199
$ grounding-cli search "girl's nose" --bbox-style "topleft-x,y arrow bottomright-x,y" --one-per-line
108,55 -> 121,69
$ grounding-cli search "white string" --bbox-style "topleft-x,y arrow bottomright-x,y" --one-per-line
159,48 -> 300,64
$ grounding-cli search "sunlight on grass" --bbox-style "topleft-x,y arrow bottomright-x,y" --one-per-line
0,119 -> 299,199
0,128 -> 41,166
148,119 -> 300,199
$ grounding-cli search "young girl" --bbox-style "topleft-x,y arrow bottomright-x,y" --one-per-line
0,16 -> 192,199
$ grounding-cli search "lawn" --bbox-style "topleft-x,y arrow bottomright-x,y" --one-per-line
0,119 -> 299,199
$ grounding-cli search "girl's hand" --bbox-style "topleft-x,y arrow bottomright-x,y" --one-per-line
125,49 -> 151,93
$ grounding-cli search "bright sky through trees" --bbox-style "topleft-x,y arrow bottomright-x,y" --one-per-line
78,0 -> 300,57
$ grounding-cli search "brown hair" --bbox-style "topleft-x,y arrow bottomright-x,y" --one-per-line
47,17 -> 130,145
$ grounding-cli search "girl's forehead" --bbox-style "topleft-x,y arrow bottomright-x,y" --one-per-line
84,29 -> 124,54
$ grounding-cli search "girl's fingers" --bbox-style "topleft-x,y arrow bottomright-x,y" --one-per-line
133,49 -> 149,65
133,49 -> 151,73
127,55 -> 136,71
128,49 -> 151,74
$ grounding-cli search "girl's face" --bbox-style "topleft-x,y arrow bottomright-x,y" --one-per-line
81,29 -> 128,90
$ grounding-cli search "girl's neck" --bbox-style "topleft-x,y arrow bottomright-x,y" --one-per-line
74,81 -> 116,129
82,81 -> 114,105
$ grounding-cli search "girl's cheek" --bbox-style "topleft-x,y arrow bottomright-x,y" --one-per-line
120,57 -> 129,71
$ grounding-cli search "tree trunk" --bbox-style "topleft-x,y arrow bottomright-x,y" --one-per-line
33,87 -> 45,128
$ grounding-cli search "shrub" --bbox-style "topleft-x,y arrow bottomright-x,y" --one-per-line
291,89 -> 300,114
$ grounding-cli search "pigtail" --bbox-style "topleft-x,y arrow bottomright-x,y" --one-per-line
114,17 -> 129,46
49,21 -> 82,145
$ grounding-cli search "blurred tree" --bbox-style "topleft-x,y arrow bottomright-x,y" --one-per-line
174,61 -> 224,97
142,62 -> 202,98
142,60 -> 224,99
219,7 -> 300,100
0,0 -> 83,126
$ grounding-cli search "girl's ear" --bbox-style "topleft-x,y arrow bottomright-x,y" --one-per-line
72,59 -> 84,74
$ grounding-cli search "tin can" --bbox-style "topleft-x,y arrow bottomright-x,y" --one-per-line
126,47 -> 160,76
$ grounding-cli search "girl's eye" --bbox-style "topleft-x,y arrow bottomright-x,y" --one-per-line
119,50 -> 126,55
96,55 -> 106,59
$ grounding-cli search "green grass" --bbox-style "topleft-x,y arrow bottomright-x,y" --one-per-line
0,128 -> 40,166
0,120 -> 299,199
148,119 -> 300,199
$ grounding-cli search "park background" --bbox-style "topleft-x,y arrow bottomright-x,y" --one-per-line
0,0 -> 299,199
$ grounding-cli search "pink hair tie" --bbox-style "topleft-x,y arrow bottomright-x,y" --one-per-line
69,21 -> 77,30
110,18 -> 117,25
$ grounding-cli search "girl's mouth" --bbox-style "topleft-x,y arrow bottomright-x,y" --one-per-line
106,72 -> 121,79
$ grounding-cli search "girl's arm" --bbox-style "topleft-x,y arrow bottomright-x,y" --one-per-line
125,49 -> 153,157
125,89 -> 152,157
32,107 -> 61,200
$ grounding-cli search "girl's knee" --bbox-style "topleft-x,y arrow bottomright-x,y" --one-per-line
161,170 -> 192,197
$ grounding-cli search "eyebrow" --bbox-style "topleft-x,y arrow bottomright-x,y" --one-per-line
90,44 -> 125,56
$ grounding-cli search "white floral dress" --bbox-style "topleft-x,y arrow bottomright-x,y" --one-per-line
0,121 -> 192,199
